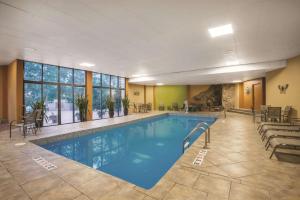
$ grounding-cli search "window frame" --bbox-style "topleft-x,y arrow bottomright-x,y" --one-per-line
23,60 -> 127,126
23,60 -> 86,126
92,73 -> 126,120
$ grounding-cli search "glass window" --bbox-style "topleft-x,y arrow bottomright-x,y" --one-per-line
24,83 -> 42,112
111,76 -> 118,88
102,74 -> 110,87
101,88 -> 110,118
92,73 -> 101,86
60,67 -> 73,84
111,89 -> 120,116
43,65 -> 58,82
74,87 -> 85,122
24,61 -> 42,81
92,88 -> 101,120
43,84 -> 58,125
74,69 -> 85,85
61,85 -> 73,124
119,90 -> 125,116
119,77 -> 125,89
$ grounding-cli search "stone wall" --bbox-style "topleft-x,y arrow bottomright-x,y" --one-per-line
222,84 -> 236,109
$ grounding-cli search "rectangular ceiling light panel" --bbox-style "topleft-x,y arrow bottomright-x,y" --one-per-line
209,24 -> 233,38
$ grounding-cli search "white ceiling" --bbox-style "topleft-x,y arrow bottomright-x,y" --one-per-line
0,0 -> 300,85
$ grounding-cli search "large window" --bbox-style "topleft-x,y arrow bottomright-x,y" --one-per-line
92,73 -> 126,120
23,61 -> 86,126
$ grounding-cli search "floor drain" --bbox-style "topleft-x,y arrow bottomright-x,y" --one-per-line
33,156 -> 57,171
193,149 -> 207,166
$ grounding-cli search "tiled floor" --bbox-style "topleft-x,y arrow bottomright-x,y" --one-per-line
0,112 -> 299,200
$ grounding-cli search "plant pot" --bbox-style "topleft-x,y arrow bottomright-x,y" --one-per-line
124,108 -> 128,116
109,110 -> 114,118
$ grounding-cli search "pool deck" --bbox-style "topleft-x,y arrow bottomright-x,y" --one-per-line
0,112 -> 299,200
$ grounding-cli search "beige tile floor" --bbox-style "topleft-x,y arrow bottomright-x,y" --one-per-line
0,112 -> 299,200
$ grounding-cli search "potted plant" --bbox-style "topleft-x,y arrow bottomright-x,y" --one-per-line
122,95 -> 130,116
74,94 -> 89,122
31,98 -> 48,126
105,96 -> 115,118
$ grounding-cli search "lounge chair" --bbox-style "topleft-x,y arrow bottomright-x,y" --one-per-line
260,125 -> 300,140
268,137 -> 300,158
264,130 -> 300,148
258,122 -> 296,134
259,123 -> 300,135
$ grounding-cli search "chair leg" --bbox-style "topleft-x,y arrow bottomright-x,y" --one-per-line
270,146 -> 277,159
23,126 -> 26,138
265,137 -> 272,148
266,140 -> 272,150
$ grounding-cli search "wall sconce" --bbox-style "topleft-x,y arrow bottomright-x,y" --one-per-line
133,90 -> 140,96
278,84 -> 289,94
245,87 -> 251,95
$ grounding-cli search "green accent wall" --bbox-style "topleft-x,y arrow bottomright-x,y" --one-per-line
155,85 -> 187,110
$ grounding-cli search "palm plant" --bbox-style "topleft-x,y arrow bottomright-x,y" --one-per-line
105,96 -> 115,118
74,94 -> 89,122
122,95 -> 130,116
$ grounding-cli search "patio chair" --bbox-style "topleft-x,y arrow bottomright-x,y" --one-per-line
282,106 -> 293,123
133,103 -> 138,113
264,130 -> 300,149
146,103 -> 152,112
10,109 -> 40,138
172,103 -> 179,111
49,112 -> 58,124
255,105 -> 269,124
268,137 -> 300,159
158,103 -> 165,111
267,106 -> 282,122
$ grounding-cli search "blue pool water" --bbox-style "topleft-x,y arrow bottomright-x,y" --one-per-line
42,115 -> 215,189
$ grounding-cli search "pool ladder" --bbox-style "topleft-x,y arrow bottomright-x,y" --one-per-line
182,122 -> 211,153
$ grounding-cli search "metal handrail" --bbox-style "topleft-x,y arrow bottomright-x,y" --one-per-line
182,122 -> 211,153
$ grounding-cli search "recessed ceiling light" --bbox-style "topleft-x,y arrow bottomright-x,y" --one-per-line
208,24 -> 233,38
79,62 -> 95,67
132,74 -> 148,78
129,77 -> 155,83
156,83 -> 164,86
232,80 -> 242,83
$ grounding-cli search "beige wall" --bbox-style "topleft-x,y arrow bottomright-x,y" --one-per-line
266,55 -> 300,117
128,84 -> 145,105
145,86 -> 154,110
6,60 -> 23,122
127,84 -> 154,110
86,71 -> 93,121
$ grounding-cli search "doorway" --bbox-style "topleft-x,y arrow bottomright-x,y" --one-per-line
252,83 -> 263,111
